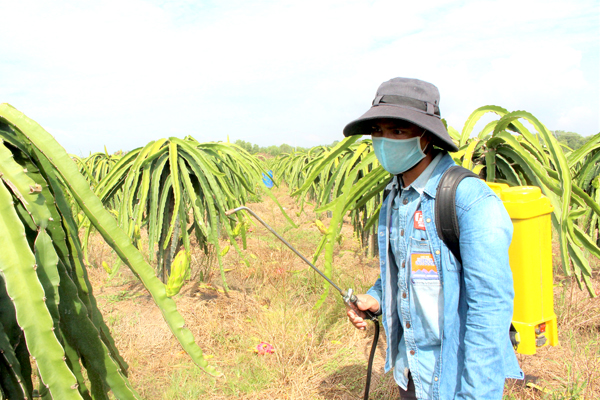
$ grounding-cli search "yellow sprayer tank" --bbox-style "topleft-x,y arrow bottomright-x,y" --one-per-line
486,183 -> 558,355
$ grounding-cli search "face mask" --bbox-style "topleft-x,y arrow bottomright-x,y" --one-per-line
372,135 -> 426,175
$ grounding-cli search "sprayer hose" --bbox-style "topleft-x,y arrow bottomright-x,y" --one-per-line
363,319 -> 380,400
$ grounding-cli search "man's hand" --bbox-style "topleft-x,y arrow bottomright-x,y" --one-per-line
346,294 -> 380,330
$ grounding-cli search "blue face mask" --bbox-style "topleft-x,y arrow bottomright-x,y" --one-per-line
372,135 -> 426,175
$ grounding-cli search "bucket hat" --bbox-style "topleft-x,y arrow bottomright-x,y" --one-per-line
343,77 -> 458,152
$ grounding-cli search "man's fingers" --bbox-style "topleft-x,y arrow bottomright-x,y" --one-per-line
345,294 -> 377,330
347,309 -> 367,330
348,307 -> 365,319
347,309 -> 361,321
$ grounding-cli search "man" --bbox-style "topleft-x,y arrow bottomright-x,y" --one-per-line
344,78 -> 523,399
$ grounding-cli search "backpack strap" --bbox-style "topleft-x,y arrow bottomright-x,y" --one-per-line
382,175 -> 397,203
435,166 -> 480,264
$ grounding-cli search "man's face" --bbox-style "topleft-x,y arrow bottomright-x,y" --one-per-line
368,119 -> 432,151
368,118 -> 424,140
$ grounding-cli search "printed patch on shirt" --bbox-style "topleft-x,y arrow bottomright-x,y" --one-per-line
414,211 -> 426,230
411,253 -> 438,280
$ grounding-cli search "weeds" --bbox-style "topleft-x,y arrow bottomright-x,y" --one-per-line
551,362 -> 588,399
101,290 -> 142,303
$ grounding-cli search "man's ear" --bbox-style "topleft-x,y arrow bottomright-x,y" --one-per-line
420,131 -> 434,154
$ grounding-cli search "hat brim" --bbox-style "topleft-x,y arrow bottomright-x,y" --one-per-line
343,105 -> 459,152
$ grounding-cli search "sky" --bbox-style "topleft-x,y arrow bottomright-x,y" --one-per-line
1,0 -> 598,155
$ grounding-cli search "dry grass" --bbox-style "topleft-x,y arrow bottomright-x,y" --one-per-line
84,187 -> 600,399
504,270 -> 600,399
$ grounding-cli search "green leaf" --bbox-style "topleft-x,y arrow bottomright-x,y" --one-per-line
0,179 -> 81,399
0,104 -> 222,378
460,105 -> 508,147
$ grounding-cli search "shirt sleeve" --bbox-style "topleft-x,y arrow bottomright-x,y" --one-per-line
366,276 -> 383,313
455,191 -> 515,399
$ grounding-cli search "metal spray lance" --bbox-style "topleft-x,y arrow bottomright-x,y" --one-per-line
225,206 -> 380,400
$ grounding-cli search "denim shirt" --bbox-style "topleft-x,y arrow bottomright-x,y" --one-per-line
367,153 -> 524,400
389,153 -> 443,398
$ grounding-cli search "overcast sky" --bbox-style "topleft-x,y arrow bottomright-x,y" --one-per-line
1,0 -> 598,155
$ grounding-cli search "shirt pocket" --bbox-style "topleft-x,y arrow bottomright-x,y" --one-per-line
442,244 -> 462,272
409,237 -> 443,346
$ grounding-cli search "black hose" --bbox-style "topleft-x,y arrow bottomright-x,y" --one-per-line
364,319 -> 380,400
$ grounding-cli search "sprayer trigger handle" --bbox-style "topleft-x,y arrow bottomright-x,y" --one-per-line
362,309 -> 377,321
344,289 -> 377,321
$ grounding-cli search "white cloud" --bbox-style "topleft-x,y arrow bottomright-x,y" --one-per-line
557,106 -> 597,132
0,0 -> 598,153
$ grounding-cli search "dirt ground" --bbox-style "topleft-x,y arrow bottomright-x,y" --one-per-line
85,187 -> 600,399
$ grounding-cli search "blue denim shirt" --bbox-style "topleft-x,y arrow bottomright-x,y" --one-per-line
389,153 -> 444,398
367,152 -> 524,399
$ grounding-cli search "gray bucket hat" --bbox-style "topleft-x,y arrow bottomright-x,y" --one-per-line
343,77 -> 458,152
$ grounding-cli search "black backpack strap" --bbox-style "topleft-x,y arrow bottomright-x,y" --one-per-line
435,166 -> 480,264
382,175 -> 398,202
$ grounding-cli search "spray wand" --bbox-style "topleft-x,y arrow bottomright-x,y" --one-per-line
225,206 -> 380,400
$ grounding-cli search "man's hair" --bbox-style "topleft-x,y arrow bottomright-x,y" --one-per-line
423,130 -> 439,154
426,131 -> 449,153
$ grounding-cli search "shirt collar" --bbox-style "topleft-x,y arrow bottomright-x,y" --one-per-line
398,151 -> 444,195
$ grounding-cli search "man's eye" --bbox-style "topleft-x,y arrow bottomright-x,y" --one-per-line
394,129 -> 403,135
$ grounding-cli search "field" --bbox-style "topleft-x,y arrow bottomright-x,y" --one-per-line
85,186 -> 600,400
3,93 -> 600,400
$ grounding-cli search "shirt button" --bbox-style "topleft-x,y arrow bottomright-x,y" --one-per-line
403,198 -> 408,205
435,250 -> 440,255
410,350 -> 415,355
402,292 -> 407,299
406,322 -> 411,329
434,376 -> 439,382
426,218 -> 431,223
401,260 -> 405,268
400,229 -> 404,237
